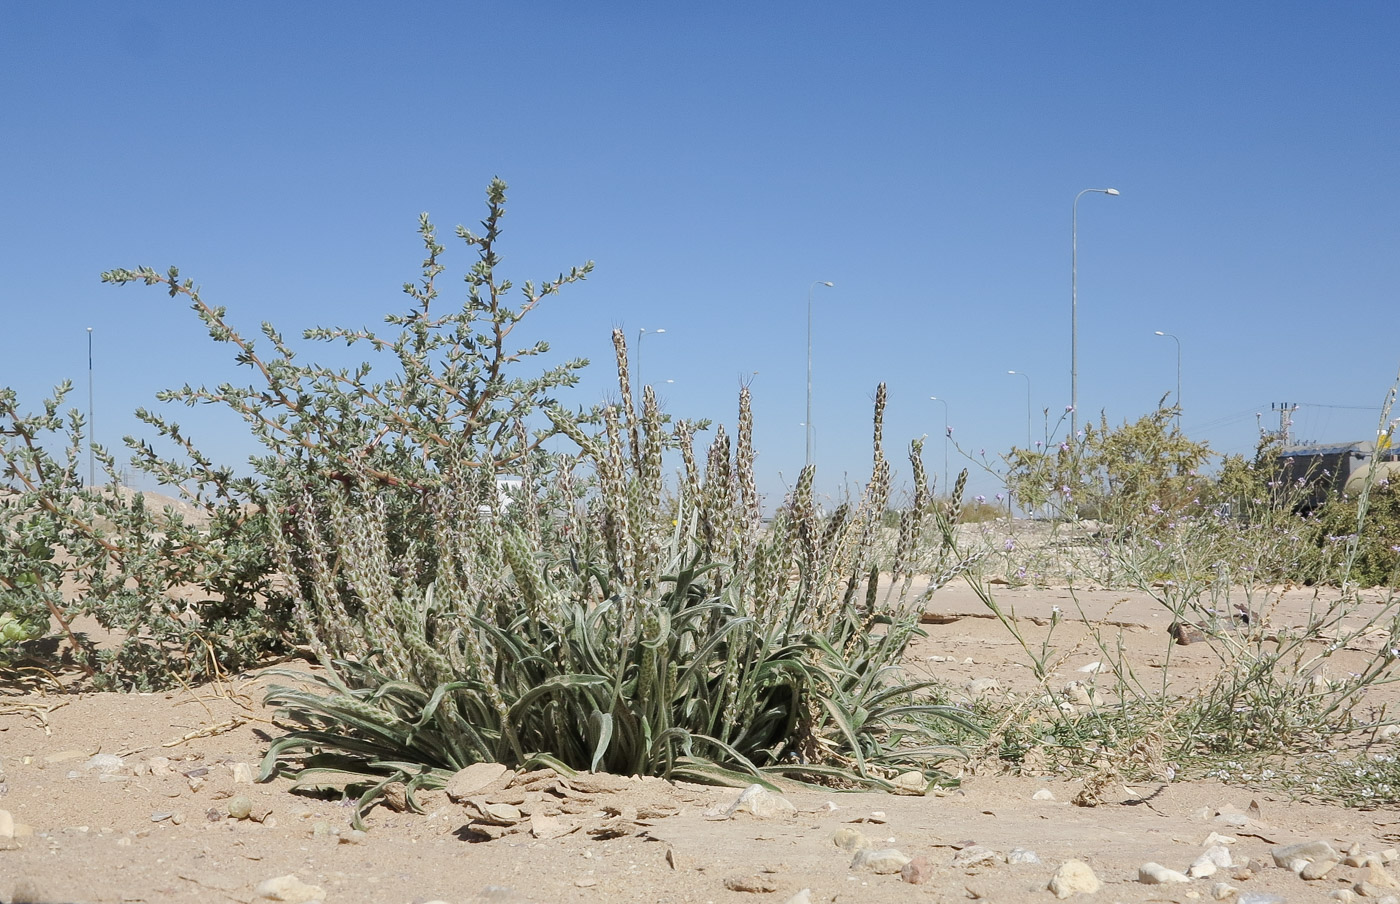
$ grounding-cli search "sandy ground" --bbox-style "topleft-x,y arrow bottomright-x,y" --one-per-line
4,580 -> 1400,904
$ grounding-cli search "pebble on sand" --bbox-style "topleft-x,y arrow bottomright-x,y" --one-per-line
1139,862 -> 1191,884
1047,859 -> 1101,899
851,848 -> 911,874
256,874 -> 327,903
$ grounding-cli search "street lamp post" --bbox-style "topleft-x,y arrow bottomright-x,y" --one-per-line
87,327 -> 95,487
928,396 -> 949,494
806,280 -> 834,469
1071,187 -> 1120,437
1008,370 -> 1032,448
1155,330 -> 1182,429
635,327 -> 665,399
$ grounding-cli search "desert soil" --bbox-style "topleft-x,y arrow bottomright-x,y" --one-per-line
4,579 -> 1400,904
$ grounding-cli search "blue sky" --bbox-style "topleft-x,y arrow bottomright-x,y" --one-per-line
3,3 -> 1398,504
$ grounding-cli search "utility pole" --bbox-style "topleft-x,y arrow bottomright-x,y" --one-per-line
1272,402 -> 1297,445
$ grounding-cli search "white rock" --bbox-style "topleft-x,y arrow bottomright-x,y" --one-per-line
1213,882 -> 1240,900
891,771 -> 927,795
445,762 -> 511,801
952,845 -> 1001,867
1189,845 -> 1234,878
1139,862 -> 1191,884
782,890 -> 813,904
230,762 -> 256,783
851,848 -> 911,874
1008,848 -> 1041,865
1203,832 -> 1237,846
1048,860 -> 1101,898
831,827 -> 870,852
1032,788 -> 1056,801
965,677 -> 1000,696
726,784 -> 796,819
1077,661 -> 1104,673
1271,839 -> 1340,867
255,874 -> 326,903
82,753 -> 124,775
0,809 -> 14,839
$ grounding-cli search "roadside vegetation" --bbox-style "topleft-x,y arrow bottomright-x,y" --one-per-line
3,179 -> 1400,813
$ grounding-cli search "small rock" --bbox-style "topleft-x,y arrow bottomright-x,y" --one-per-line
1204,832 -> 1238,846
338,829 -> 367,844
478,802 -> 522,825
1140,862 -> 1192,884
1048,860 -> 1101,899
852,848 -> 912,874
781,891 -> 812,904
150,811 -> 173,823
891,771 -> 927,795
147,756 -> 171,776
724,874 -> 778,893
1302,860 -> 1340,880
255,874 -> 326,903
1346,853 -> 1383,868
228,796 -> 254,820
726,785 -> 796,819
1008,847 -> 1041,864
574,877 -> 598,888
82,753 -> 124,775
1331,891 -> 1356,902
1172,622 -> 1207,644
445,762 -> 511,801
1364,863 -> 1400,890
1190,845 -> 1234,878
230,762 -> 256,784
831,827 -> 870,852
1272,840 -> 1340,868
965,677 -> 1001,696
311,822 -> 334,837
169,812 -> 185,826
952,845 -> 1001,868
0,809 -> 13,839
1237,895 -> 1286,904
901,855 -> 934,885
1078,661 -> 1104,673
1213,882 -> 1240,900
1032,788 -> 1056,801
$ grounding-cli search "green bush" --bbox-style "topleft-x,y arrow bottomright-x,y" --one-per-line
86,180 -> 986,814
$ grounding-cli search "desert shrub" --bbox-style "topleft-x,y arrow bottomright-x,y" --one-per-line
1004,401 -> 1211,532
90,180 -> 984,812
1,385 -> 286,687
1301,483 -> 1400,587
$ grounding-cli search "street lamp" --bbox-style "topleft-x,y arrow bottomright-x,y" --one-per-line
635,327 -> 665,399
1008,371 -> 1032,449
1155,330 -> 1182,429
806,280 -> 834,468
1071,187 -> 1120,437
928,396 -> 949,494
87,326 -> 95,487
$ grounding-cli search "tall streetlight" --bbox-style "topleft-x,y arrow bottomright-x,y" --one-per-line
635,327 -> 665,399
1071,187 -> 1120,437
1154,330 -> 1181,429
86,326 -> 95,487
1008,370 -> 1032,449
928,396 -> 949,494
806,280 -> 834,468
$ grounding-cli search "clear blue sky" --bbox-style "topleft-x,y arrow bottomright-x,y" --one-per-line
3,3 -> 1398,504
